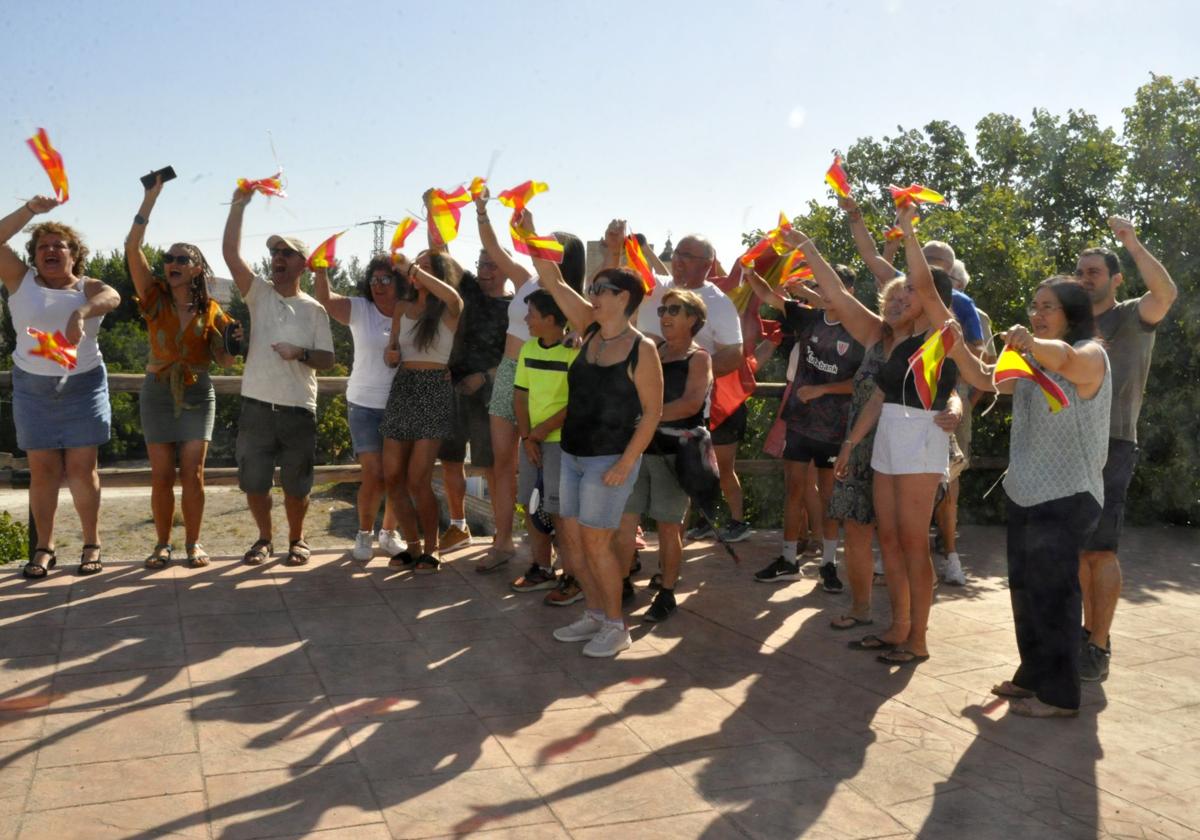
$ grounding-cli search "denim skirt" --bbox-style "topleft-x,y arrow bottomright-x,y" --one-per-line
11,364 -> 112,451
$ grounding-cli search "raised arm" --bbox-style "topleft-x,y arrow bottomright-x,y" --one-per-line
222,189 -> 256,297
125,175 -> 165,300
0,196 -> 58,291
1109,217 -> 1177,326
899,205 -> 954,326
474,186 -> 532,285
395,253 -> 463,325
839,195 -> 897,288
311,267 -> 352,325
742,263 -> 789,312
521,211 -> 596,330
661,350 -> 713,422
1006,323 -> 1106,393
603,336 -> 664,487
782,228 -> 884,347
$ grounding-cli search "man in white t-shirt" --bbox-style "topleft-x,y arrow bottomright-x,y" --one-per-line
223,188 -> 335,568
635,235 -> 750,543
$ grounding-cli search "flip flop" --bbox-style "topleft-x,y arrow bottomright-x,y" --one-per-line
876,649 -> 930,665
830,615 -> 874,630
990,680 -> 1035,699
848,634 -> 895,651
1008,697 -> 1079,718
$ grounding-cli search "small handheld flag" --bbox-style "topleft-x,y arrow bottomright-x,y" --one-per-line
906,326 -> 955,410
468,176 -> 487,200
237,170 -> 287,198
390,217 -> 418,256
498,180 -> 549,211
307,231 -> 346,271
889,183 -> 946,207
26,128 -> 69,203
825,155 -> 851,198
624,235 -> 655,293
993,347 -> 1070,413
428,186 -> 472,243
509,218 -> 564,263
26,327 -> 78,370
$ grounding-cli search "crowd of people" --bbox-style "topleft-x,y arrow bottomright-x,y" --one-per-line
1,172 -> 1178,715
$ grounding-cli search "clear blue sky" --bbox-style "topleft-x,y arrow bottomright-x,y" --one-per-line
3,0 -> 1196,275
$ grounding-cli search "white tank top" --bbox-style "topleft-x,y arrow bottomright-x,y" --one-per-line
397,312 -> 454,364
506,278 -> 532,343
8,268 -> 104,375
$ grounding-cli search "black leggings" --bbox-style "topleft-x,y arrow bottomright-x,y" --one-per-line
1006,492 -> 1101,710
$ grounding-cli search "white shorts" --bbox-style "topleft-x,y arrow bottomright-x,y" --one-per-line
871,403 -> 950,477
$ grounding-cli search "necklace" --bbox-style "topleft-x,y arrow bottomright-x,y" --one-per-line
592,324 -> 631,361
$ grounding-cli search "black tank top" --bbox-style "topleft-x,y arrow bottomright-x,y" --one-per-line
650,349 -> 707,455
561,325 -> 642,457
877,331 -> 958,411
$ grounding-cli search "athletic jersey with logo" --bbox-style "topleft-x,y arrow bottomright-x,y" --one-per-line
514,338 -> 578,443
781,301 -> 864,444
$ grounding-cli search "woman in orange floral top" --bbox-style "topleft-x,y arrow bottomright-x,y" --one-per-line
126,174 -> 236,568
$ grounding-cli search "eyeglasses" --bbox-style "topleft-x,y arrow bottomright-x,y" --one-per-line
477,261 -> 499,272
369,275 -> 394,286
657,304 -> 686,317
269,247 -> 300,258
162,254 -> 193,266
1026,303 -> 1063,317
588,281 -> 621,296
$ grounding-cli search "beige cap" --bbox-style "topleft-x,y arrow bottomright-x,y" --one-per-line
266,234 -> 309,259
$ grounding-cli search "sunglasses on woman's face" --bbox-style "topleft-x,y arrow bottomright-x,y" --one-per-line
369,275 -> 394,286
163,254 -> 193,266
588,281 -> 620,296
657,304 -> 686,317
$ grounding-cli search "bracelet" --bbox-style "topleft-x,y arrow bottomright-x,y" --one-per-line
407,263 -> 419,279
23,202 -> 35,215
477,215 -> 490,224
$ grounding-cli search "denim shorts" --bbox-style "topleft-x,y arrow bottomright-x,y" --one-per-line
11,364 -> 111,451
347,402 -> 386,456
558,451 -> 641,530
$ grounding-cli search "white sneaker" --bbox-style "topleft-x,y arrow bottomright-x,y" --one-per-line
553,613 -> 604,643
352,530 -> 374,561
942,552 -> 967,586
378,529 -> 404,556
582,623 -> 632,658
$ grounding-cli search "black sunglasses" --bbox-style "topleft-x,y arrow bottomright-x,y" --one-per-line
588,281 -> 621,296
162,254 -> 193,266
657,304 -> 687,317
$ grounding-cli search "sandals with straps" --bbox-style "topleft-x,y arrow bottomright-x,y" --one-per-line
243,538 -> 273,566
186,543 -> 211,568
285,539 -> 311,566
78,544 -> 103,576
23,548 -> 56,580
145,543 -> 172,570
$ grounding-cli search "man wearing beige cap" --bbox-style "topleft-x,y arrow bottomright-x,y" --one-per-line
223,188 -> 335,567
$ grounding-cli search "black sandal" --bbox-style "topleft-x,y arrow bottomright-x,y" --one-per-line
23,548 -> 56,579
242,538 -> 273,566
413,553 -> 440,575
78,544 -> 103,576
285,539 -> 311,566
388,551 -> 415,570
144,543 -> 172,570
848,634 -> 895,651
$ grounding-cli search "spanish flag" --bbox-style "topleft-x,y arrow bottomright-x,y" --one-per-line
390,217 -> 418,254
428,186 -> 472,244
468,176 -> 487,200
236,170 -> 286,198
623,235 -> 655,293
307,230 -> 346,271
27,128 -> 70,202
906,325 -> 955,410
26,327 -> 77,370
993,347 -> 1070,413
498,180 -> 548,210
509,217 -> 564,264
889,183 -> 946,207
825,155 -> 851,198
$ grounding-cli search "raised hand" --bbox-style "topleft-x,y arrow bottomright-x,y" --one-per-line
145,173 -> 165,202
1108,216 -> 1137,249
603,219 -> 626,254
896,202 -> 918,233
474,185 -> 490,215
25,195 -> 59,215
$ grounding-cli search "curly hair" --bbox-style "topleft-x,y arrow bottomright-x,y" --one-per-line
25,222 -> 90,274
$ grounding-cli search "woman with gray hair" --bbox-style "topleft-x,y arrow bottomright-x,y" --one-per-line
127,174 -> 237,568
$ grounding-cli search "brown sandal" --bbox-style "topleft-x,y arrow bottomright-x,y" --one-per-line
991,680 -> 1035,699
285,539 -> 311,566
243,539 -> 273,565
145,544 -> 172,570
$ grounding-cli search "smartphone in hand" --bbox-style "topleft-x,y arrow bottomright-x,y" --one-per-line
140,166 -> 178,189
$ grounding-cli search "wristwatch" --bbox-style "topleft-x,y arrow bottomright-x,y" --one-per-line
133,213 -> 148,226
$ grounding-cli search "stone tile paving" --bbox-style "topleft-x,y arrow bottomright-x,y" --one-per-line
0,524 -> 1197,839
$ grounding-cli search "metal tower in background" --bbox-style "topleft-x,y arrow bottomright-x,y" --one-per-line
356,217 -> 399,256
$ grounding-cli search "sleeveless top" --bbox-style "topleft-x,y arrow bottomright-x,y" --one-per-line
505,278 -> 533,343
877,331 -> 958,411
1003,341 -> 1112,508
561,325 -> 642,457
9,268 -> 104,375
649,348 -> 709,455
397,311 -> 454,365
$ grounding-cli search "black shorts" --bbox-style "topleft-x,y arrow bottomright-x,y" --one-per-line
783,431 -> 840,467
711,401 -> 748,446
437,384 -> 495,466
236,397 -> 317,498
1083,438 -> 1139,553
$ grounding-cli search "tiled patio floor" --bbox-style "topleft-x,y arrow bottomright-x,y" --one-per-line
1,525 -> 1197,839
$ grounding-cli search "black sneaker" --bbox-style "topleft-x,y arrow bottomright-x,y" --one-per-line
1079,642 -> 1110,682
643,589 -> 676,623
819,562 -> 844,593
621,576 -> 635,604
754,557 -> 802,583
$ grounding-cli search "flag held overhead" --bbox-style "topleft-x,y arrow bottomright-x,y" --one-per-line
237,170 -> 287,198
428,186 -> 472,244
26,128 -> 69,203
889,183 -> 947,207
825,155 -> 851,198
623,235 -> 655,293
498,180 -> 549,210
307,230 -> 347,271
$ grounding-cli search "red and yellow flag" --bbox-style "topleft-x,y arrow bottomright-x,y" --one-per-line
307,230 -> 346,271
883,215 -> 918,241
906,325 -> 955,410
468,176 -> 487,200
779,249 -> 812,283
390,217 -> 418,255
428,186 -> 472,243
26,327 -> 77,370
889,183 -> 946,207
825,155 -> 851,198
237,170 -> 287,198
509,217 -> 564,264
993,347 -> 1070,413
26,128 -> 69,203
738,212 -> 793,267
497,180 -> 548,210
623,235 -> 655,293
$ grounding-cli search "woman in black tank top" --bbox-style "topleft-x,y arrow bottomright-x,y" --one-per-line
529,219 -> 663,658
